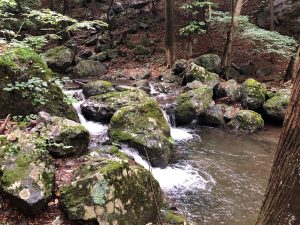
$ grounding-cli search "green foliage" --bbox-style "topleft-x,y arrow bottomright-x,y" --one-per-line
3,77 -> 49,105
180,21 -> 206,36
12,114 -> 37,122
210,11 -> 297,58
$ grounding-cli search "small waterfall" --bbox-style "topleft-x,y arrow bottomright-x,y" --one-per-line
149,83 -> 159,95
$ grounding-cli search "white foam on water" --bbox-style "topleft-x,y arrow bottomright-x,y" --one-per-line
149,83 -> 159,95
171,127 -> 194,141
121,147 -> 214,192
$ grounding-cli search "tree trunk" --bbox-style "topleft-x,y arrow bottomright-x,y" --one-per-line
16,0 -> 23,12
63,0 -> 69,14
270,0 -> 275,31
284,41 -> 300,82
48,0 -> 54,10
165,0 -> 175,67
222,0 -> 243,79
256,68 -> 300,224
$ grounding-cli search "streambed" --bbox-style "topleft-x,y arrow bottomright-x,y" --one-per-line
65,85 -> 280,225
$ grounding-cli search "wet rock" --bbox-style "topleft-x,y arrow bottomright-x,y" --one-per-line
186,63 -> 220,88
83,80 -> 114,97
0,46 -> 77,120
132,79 -> 151,93
263,89 -> 291,122
240,78 -> 267,110
73,60 -> 107,78
60,147 -> 163,224
159,71 -> 182,84
199,104 -> 227,127
37,112 -> 89,157
109,99 -> 174,168
193,54 -> 221,73
83,89 -> 150,122
0,130 -> 55,216
42,46 -> 75,73
214,79 -> 240,102
175,85 -> 214,125
227,110 -> 264,133
184,80 -> 205,92
172,59 -> 189,76
224,106 -> 240,121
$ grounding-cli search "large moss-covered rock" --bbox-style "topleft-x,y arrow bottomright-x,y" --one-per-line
83,80 -> 114,97
175,86 -> 214,125
37,112 -> 89,157
0,45 -> 77,120
199,104 -> 227,127
42,46 -> 75,73
0,130 -> 55,216
109,99 -> 174,168
163,210 -> 189,225
263,89 -> 291,122
193,54 -> 221,73
82,89 -> 150,122
227,110 -> 264,133
186,63 -> 220,88
240,79 -> 267,110
60,147 -> 163,224
214,79 -> 240,102
73,60 -> 107,78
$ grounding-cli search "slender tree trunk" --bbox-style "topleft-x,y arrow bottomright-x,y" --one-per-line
48,0 -> 54,10
284,40 -> 300,81
63,0 -> 69,14
256,69 -> 300,225
165,0 -> 175,67
270,0 -> 275,31
222,0 -> 243,79
16,0 -> 23,12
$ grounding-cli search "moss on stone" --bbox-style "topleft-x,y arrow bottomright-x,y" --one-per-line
163,211 -> 188,225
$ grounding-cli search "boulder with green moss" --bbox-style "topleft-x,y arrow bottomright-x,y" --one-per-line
240,78 -> 267,110
59,147 -> 163,224
42,46 -> 75,73
0,130 -> 55,216
227,110 -> 264,133
83,80 -> 114,97
185,63 -> 220,88
37,112 -> 89,157
175,86 -> 214,125
193,54 -> 221,73
0,45 -> 77,120
263,89 -> 291,122
108,99 -> 174,168
214,79 -> 240,102
163,210 -> 189,225
81,89 -> 150,122
73,60 -> 107,78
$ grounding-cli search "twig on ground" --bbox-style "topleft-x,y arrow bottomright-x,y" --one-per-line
0,114 -> 11,135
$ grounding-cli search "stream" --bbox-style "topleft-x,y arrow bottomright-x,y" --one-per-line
64,85 -> 279,225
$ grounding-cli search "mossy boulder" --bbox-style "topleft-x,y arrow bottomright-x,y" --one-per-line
214,79 -> 240,102
227,110 -> 264,133
89,52 -> 108,62
73,60 -> 107,78
82,89 -> 150,122
0,130 -> 55,216
108,99 -> 174,168
42,46 -> 75,73
199,104 -> 227,127
186,63 -> 220,88
83,80 -> 114,97
0,45 -> 77,120
172,59 -> 189,76
175,86 -> 214,125
263,89 -> 291,122
240,79 -> 267,110
184,80 -> 205,92
37,112 -> 89,157
59,147 -> 163,224
163,210 -> 189,225
193,54 -> 222,73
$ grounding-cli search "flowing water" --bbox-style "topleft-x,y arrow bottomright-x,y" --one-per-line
64,85 -> 280,225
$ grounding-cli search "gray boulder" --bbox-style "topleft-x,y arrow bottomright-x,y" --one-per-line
42,46 -> 74,73
73,60 -> 107,78
193,54 -> 221,73
83,80 -> 114,97
200,104 -> 227,127
214,79 -> 240,102
172,59 -> 189,76
175,85 -> 214,125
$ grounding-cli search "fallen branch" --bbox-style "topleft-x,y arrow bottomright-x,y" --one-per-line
0,114 -> 11,135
